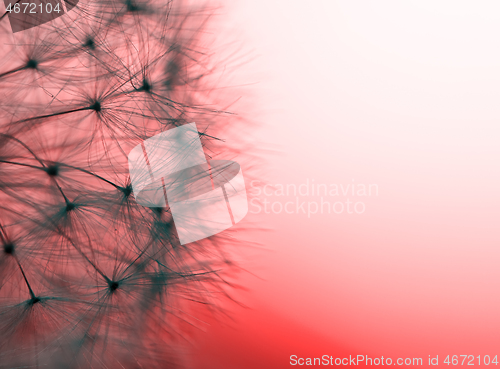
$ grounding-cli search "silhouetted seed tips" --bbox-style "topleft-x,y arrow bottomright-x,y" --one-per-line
108,280 -> 119,292
3,243 -> 14,255
138,79 -> 152,92
28,296 -> 41,306
151,207 -> 163,215
84,37 -> 95,50
89,101 -> 101,112
120,185 -> 133,197
25,59 -> 38,69
44,165 -> 59,176
125,0 -> 139,12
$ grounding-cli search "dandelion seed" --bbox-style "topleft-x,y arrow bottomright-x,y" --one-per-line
3,242 -> 14,255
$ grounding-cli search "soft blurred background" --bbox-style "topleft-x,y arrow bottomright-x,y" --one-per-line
190,1 -> 500,368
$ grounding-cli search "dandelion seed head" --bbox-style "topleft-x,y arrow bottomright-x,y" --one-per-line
119,184 -> 133,197
25,59 -> 39,70
3,243 -> 14,255
44,164 -> 60,176
89,100 -> 102,112
108,280 -> 120,292
65,202 -> 77,212
27,296 -> 41,306
139,78 -> 152,93
125,0 -> 140,13
83,37 -> 96,50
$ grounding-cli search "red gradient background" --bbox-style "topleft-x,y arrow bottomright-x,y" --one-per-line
191,1 -> 500,368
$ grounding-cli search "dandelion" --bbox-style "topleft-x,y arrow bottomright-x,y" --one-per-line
0,0 -> 247,367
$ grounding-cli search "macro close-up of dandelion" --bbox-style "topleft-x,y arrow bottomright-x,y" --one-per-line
5,1 -> 493,368
0,0 -> 251,367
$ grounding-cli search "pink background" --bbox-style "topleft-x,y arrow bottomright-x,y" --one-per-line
191,1 -> 500,368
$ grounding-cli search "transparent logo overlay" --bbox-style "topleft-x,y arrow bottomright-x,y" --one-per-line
128,123 -> 248,245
